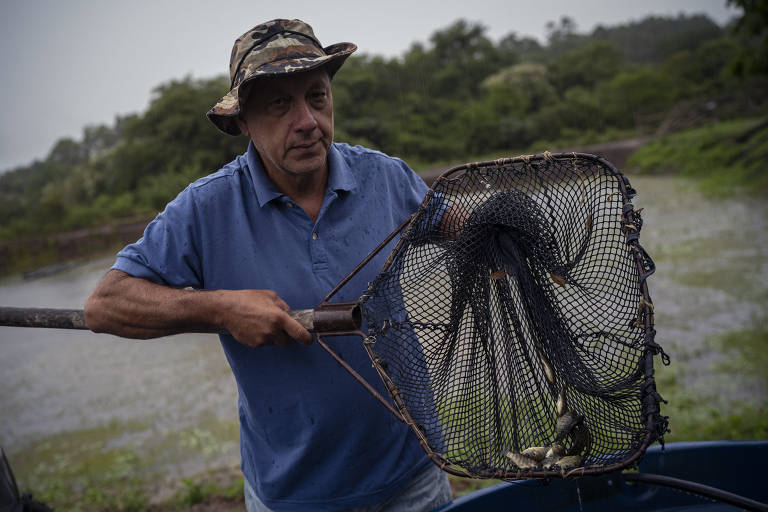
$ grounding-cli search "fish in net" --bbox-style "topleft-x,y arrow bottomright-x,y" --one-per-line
358,152 -> 668,478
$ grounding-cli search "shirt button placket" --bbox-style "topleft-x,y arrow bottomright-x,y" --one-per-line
310,228 -> 328,271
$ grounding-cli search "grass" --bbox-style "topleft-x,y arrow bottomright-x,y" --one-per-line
627,118 -> 768,196
9,421 -> 152,511
174,473 -> 244,509
653,327 -> 768,443
8,418 -> 240,511
448,474 -> 502,497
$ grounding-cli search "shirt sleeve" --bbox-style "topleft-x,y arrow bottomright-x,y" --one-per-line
388,156 -> 430,215
112,186 -> 203,288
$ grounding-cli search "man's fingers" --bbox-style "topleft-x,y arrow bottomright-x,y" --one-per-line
262,290 -> 290,312
274,297 -> 290,312
223,289 -> 313,347
282,314 -> 313,346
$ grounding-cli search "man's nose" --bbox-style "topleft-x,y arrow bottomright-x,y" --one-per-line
293,100 -> 318,132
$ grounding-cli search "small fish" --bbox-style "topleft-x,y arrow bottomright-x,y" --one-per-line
585,212 -> 592,231
545,443 -> 564,459
555,455 -> 582,470
554,411 -> 582,442
489,270 -> 507,280
556,389 -> 567,416
542,456 -> 561,470
505,452 -> 539,469
521,446 -> 548,462
539,352 -> 555,384
568,422 -> 591,456
550,273 -> 566,288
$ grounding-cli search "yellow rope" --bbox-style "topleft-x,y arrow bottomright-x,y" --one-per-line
640,297 -> 655,312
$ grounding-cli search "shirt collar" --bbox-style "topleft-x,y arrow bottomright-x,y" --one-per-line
245,142 -> 357,208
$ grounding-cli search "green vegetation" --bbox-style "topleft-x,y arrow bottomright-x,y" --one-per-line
1,9 -> 765,262
9,418 -> 240,511
710,328 -> 768,384
655,328 -> 768,442
448,474 -> 502,497
627,118 -> 768,196
0,78 -> 245,242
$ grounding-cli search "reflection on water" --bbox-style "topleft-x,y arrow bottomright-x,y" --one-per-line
0,175 -> 765,478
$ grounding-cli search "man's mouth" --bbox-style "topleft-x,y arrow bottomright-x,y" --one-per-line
291,140 -> 320,151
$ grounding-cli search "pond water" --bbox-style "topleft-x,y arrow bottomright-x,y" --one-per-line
631,175 -> 768,404
0,257 -> 240,478
0,174 -> 765,482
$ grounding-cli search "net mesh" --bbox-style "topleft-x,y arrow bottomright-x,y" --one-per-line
359,153 -> 668,478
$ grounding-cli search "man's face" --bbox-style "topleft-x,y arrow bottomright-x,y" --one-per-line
237,68 -> 334,181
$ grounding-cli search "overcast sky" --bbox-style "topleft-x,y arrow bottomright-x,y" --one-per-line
0,0 -> 738,172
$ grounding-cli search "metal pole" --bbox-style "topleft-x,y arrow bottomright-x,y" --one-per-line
0,307 -> 88,329
0,305 -> 361,333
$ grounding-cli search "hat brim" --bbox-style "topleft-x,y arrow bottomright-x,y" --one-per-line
207,42 -> 356,136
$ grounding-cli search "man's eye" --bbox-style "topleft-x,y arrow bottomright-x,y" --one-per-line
310,91 -> 327,104
269,97 -> 289,107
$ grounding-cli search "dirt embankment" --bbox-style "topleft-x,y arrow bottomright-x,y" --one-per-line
419,137 -> 649,186
0,217 -> 153,278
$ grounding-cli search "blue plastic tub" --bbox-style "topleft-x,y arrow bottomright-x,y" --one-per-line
435,441 -> 768,511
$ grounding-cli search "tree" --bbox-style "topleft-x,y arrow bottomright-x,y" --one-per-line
727,0 -> 768,76
591,14 -> 722,64
546,41 -> 623,96
499,32 -> 546,63
663,38 -> 741,97
545,16 -> 587,58
424,19 -> 508,98
597,68 -> 677,128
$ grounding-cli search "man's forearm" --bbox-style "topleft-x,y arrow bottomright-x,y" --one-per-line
84,269 -> 313,346
84,270 -> 223,338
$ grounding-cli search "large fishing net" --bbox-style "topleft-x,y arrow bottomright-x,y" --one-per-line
358,152 -> 669,479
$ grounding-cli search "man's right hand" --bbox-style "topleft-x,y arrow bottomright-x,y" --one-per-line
214,289 -> 313,347
85,270 -> 313,347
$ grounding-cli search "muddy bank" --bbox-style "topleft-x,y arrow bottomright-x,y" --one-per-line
0,217 -> 153,278
418,137 -> 650,185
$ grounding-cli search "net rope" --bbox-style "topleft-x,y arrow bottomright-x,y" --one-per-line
360,154 -> 667,478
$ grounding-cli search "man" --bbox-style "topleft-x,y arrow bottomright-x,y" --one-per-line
85,19 -> 452,512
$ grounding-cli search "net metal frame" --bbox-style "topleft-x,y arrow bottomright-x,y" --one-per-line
317,152 -> 668,480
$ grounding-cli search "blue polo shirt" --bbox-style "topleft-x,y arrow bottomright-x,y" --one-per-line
113,142 -> 432,511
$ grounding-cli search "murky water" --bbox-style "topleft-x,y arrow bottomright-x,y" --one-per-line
630,175 -> 768,402
0,174 -> 765,480
0,257 -> 240,475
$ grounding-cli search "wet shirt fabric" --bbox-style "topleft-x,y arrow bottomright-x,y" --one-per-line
112,142 -> 431,511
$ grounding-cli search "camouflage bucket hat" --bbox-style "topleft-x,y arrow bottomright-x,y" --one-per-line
207,19 -> 357,135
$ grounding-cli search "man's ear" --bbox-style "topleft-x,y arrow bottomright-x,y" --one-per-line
235,117 -> 250,137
